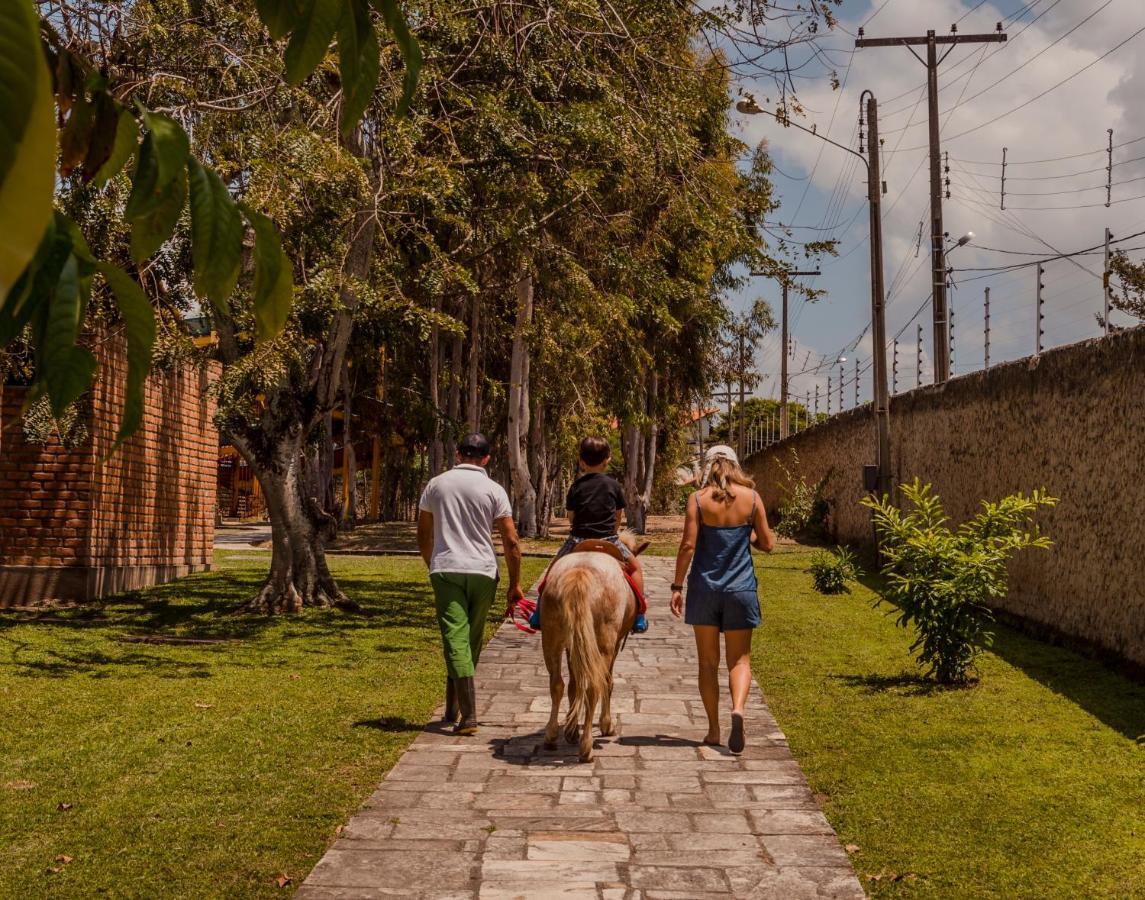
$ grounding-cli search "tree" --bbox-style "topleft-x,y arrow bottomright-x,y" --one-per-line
1,0 -> 419,444
1109,250 -> 1145,323
7,0 -> 848,605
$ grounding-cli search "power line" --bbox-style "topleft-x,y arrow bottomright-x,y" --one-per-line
952,134 -> 1145,166
951,152 -> 1145,181
896,25 -> 1145,151
880,0 -> 1113,135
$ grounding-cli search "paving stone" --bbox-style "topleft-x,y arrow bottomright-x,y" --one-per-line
629,865 -> 730,893
298,558 -> 861,898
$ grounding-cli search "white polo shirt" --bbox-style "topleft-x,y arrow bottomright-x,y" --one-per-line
419,464 -> 513,579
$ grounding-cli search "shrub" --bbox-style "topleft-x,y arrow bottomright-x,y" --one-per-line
810,547 -> 859,594
861,479 -> 1056,684
775,450 -> 828,540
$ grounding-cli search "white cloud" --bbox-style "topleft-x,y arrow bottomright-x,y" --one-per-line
730,0 -> 1145,403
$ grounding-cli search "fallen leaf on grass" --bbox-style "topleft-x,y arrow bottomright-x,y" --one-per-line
5,780 -> 37,790
289,673 -> 301,680
57,803 -> 73,811
335,825 -> 344,836
55,855 -> 73,864
194,702 -> 213,709
275,874 -> 292,888
845,844 -> 860,854
866,871 -> 917,883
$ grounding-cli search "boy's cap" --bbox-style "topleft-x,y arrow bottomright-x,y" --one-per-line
458,432 -> 491,457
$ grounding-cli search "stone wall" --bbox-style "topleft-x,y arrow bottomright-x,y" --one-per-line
744,326 -> 1145,668
0,341 -> 220,605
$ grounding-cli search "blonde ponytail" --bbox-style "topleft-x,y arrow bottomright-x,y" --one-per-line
703,457 -> 755,503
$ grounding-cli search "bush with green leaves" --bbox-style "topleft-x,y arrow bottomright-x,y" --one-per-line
775,450 -> 828,540
809,547 -> 859,595
861,480 -> 1056,684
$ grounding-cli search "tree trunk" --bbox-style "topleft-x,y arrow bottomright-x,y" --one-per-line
529,399 -> 548,536
637,371 -> 659,532
342,357 -> 357,528
446,300 -> 464,460
620,422 -> 645,533
466,293 -> 482,432
428,294 -> 444,478
507,263 -> 537,537
231,429 -> 352,613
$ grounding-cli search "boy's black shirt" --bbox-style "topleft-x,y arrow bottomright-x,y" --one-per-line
566,472 -> 626,538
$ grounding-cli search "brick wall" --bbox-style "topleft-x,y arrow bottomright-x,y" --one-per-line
744,325 -> 1145,669
0,339 -> 220,605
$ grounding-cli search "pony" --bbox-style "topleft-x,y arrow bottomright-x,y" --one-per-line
540,533 -> 642,762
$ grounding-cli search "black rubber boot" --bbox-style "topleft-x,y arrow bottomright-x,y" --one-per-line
443,677 -> 459,725
454,676 -> 478,736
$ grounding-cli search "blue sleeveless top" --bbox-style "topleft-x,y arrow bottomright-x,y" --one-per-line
687,492 -> 758,594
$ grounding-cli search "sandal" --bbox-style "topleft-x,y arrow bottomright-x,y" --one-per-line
728,713 -> 745,755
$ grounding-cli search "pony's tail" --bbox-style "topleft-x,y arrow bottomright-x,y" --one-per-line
556,567 -> 609,732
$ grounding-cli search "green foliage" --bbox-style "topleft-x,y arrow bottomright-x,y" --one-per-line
774,450 -> 828,540
1,0 -> 422,446
809,546 -> 858,594
861,479 -> 1057,684
97,263 -> 158,447
1109,248 -> 1145,321
0,0 -> 55,300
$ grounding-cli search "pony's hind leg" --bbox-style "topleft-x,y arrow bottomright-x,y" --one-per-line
563,648 -> 580,744
599,630 -> 626,738
542,631 -> 565,751
579,689 -> 597,762
599,672 -> 615,738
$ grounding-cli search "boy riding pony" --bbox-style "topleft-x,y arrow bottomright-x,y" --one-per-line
530,436 -> 647,633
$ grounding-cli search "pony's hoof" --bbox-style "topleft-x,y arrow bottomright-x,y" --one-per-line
565,727 -> 580,744
543,740 -> 558,751
600,727 -> 617,738
578,751 -> 594,763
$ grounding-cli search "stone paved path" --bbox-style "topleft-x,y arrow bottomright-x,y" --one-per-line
298,558 -> 863,899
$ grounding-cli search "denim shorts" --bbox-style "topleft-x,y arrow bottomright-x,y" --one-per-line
684,587 -> 761,632
556,534 -> 632,560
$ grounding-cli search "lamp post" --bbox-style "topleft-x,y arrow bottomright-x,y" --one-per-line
737,92 -> 892,496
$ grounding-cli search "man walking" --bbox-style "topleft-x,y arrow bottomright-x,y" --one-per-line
418,433 -> 524,735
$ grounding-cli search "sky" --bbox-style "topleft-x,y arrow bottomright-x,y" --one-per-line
724,0 -> 1145,413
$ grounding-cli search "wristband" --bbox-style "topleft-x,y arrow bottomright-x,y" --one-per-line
670,583 -> 684,592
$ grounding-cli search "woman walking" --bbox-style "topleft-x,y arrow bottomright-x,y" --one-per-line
670,445 -> 775,754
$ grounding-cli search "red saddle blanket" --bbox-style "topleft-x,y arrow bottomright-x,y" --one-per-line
506,569 -> 647,635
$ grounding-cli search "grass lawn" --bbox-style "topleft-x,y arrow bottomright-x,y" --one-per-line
754,547 -> 1145,898
0,551 -> 547,898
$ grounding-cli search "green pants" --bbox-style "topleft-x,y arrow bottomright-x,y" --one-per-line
430,572 -> 497,678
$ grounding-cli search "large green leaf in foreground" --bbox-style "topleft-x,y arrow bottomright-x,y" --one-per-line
0,0 -> 57,304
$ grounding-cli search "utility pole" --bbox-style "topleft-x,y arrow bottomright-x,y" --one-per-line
854,358 -> 860,407
1104,227 -> 1113,336
1036,264 -> 1045,356
814,384 -> 820,418
737,331 -> 746,457
864,91 -> 893,495
771,269 -> 819,439
984,287 -> 991,369
827,377 -> 832,415
839,365 -> 844,410
856,23 -> 1006,384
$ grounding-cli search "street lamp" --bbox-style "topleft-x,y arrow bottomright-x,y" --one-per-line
737,91 -> 892,498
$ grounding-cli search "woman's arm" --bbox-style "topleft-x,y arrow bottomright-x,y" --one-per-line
671,493 -> 700,618
750,491 -> 776,553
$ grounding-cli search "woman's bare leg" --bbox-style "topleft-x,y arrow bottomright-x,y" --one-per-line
693,625 -> 722,744
724,629 -> 754,715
